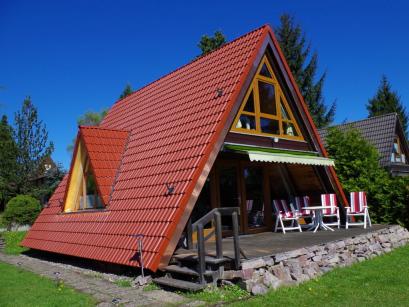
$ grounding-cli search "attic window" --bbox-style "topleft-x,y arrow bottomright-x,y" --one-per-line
391,136 -> 406,164
231,55 -> 303,140
64,140 -> 104,212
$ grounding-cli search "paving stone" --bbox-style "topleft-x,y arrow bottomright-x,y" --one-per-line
0,252 -> 184,305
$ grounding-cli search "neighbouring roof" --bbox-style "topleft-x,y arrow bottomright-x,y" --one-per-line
318,113 -> 399,166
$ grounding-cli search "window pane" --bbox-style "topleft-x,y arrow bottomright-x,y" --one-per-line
260,118 -> 279,134
283,122 -> 298,136
258,81 -> 277,115
236,115 -> 256,131
259,63 -> 272,78
280,98 -> 290,120
244,167 -> 264,228
243,90 -> 255,113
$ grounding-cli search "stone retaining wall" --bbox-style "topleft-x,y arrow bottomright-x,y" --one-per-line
230,225 -> 409,295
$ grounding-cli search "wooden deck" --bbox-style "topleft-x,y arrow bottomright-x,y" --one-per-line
204,224 -> 387,260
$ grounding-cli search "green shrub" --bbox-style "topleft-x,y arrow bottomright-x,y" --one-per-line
3,195 -> 41,228
326,127 -> 409,228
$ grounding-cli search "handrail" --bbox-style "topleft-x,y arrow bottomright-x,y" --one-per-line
187,207 -> 241,284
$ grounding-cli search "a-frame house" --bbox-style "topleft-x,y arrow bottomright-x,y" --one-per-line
23,25 -> 347,275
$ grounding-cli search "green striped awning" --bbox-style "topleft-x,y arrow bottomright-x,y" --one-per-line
224,144 -> 334,167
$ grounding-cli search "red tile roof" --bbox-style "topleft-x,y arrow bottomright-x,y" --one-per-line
22,24 -> 347,271
77,126 -> 129,205
22,25 -> 268,270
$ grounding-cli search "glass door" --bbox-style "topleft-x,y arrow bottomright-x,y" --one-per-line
218,165 -> 241,231
243,166 -> 265,229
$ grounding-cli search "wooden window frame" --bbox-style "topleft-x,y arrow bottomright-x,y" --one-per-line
64,140 -> 104,213
231,55 -> 304,141
392,136 -> 406,163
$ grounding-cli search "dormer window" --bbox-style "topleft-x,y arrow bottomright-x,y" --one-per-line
391,136 -> 406,163
231,55 -> 303,140
64,140 -> 104,212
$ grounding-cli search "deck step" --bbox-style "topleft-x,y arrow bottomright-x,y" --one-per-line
172,253 -> 231,265
164,264 -> 214,277
154,277 -> 205,292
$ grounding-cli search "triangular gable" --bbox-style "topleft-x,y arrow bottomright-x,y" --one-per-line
64,126 -> 129,211
231,55 -> 303,140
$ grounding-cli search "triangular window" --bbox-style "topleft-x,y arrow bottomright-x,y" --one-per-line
64,140 -> 104,212
259,63 -> 272,78
243,90 -> 255,113
231,56 -> 303,140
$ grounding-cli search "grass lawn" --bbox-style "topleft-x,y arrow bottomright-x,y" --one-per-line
230,245 -> 409,306
0,261 -> 96,307
1,231 -> 28,255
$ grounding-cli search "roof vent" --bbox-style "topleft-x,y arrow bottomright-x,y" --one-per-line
215,88 -> 224,98
165,183 -> 175,196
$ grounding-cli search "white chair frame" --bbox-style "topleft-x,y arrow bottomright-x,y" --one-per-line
321,194 -> 340,229
345,192 -> 372,229
273,200 -> 302,234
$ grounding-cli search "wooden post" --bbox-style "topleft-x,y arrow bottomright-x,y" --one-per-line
214,211 -> 223,259
186,217 -> 193,250
197,224 -> 206,284
232,211 -> 240,270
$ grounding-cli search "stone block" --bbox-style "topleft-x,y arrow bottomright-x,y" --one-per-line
251,284 -> 268,295
242,268 -> 254,280
242,258 -> 266,270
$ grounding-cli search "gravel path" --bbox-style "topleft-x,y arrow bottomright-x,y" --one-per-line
0,252 -> 189,306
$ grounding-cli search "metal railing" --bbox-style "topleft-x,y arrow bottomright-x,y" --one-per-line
187,207 -> 241,284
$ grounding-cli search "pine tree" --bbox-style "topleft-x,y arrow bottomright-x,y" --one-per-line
367,75 -> 408,137
275,14 -> 335,128
119,83 -> 133,99
0,115 -> 18,209
14,97 -> 54,193
198,31 -> 226,56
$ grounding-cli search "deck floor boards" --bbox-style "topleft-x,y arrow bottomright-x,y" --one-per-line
203,224 -> 386,260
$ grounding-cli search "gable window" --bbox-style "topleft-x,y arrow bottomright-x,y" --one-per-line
391,136 -> 406,163
231,56 -> 303,140
64,140 -> 104,212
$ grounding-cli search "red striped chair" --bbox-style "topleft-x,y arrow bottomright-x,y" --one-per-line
272,199 -> 302,234
293,196 -> 314,228
346,192 -> 371,229
321,194 -> 340,228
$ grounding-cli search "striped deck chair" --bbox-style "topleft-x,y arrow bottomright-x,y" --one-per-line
272,199 -> 302,234
321,194 -> 340,228
293,196 -> 314,228
346,192 -> 371,229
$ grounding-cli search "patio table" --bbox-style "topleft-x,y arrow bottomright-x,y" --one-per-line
302,206 -> 334,233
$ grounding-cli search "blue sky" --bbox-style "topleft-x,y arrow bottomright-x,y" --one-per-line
1,0 -> 408,168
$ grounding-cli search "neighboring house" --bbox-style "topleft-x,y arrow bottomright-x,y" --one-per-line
32,155 -> 58,184
22,25 -> 347,273
318,113 -> 409,177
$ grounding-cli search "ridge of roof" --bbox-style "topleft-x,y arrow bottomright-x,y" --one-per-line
79,125 -> 130,133
112,24 -> 269,106
320,113 -> 398,131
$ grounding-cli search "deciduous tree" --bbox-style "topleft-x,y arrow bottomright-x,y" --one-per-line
326,127 -> 409,227
119,83 -> 133,99
198,31 -> 226,56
